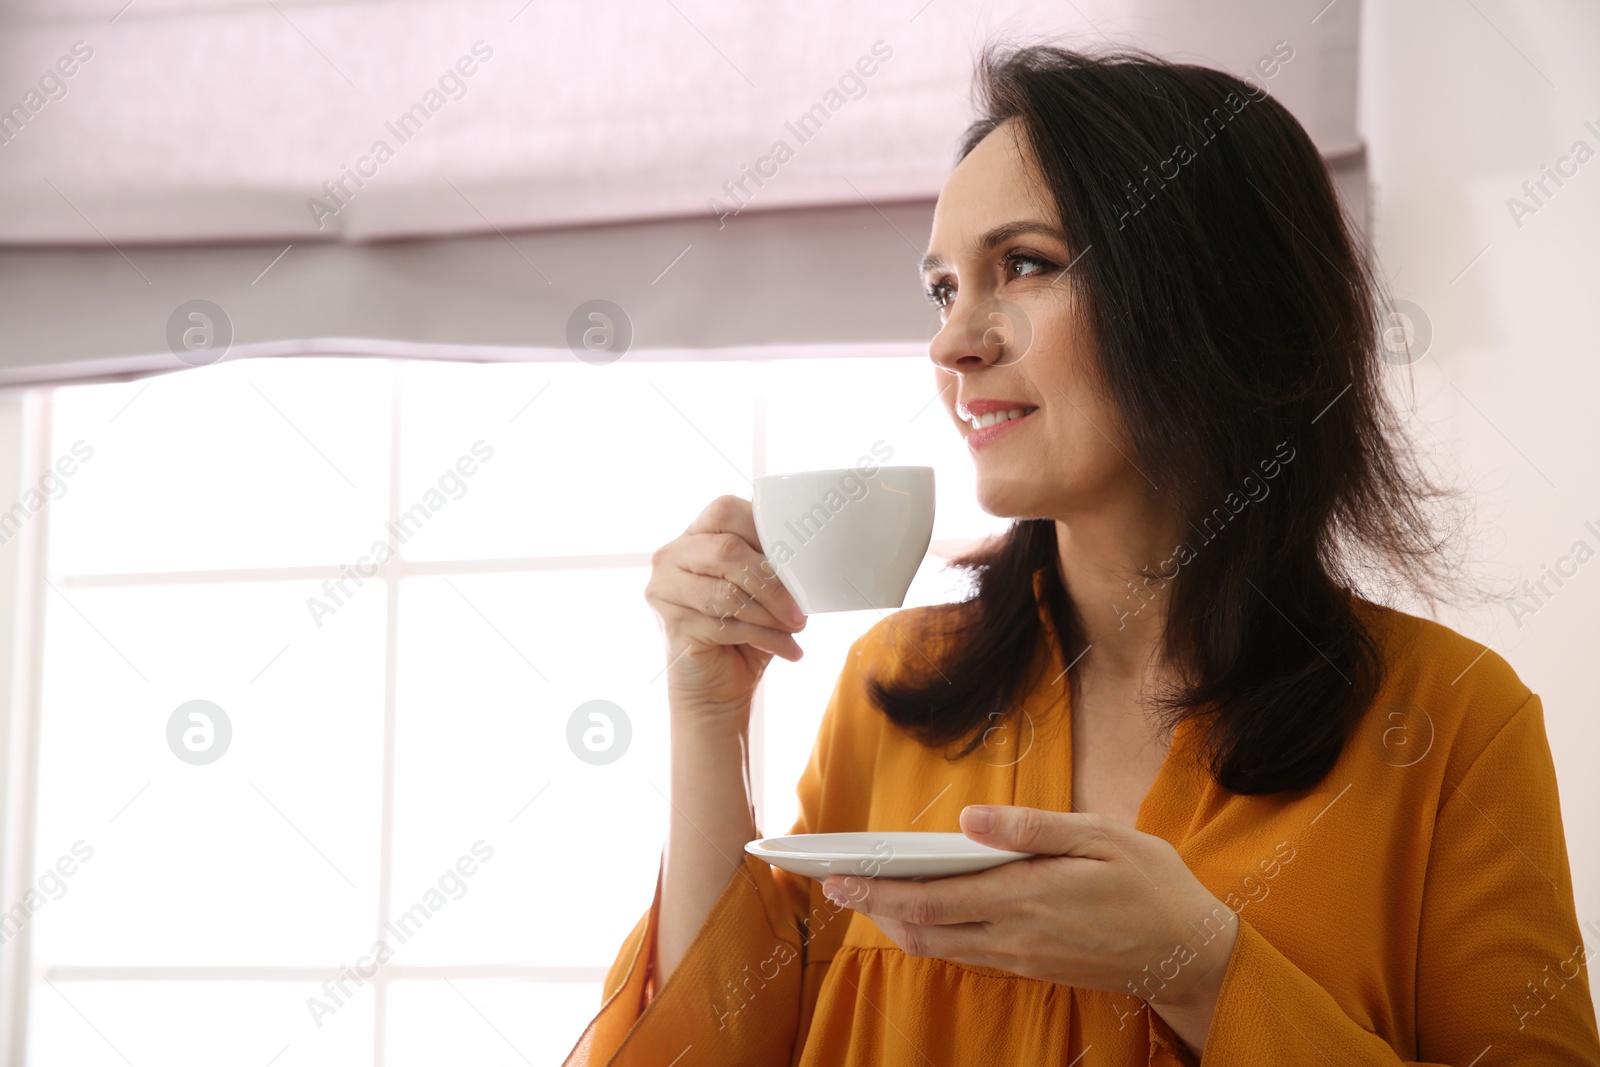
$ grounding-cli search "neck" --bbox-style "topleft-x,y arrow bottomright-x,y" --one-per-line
1052,495 -> 1188,684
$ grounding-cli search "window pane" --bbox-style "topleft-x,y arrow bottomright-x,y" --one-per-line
48,358 -> 391,573
760,355 -> 1001,835
755,611 -> 865,837
31,581 -> 386,966
386,979 -> 600,1067
16,349 -> 998,1058
391,569 -> 668,967
26,980 -> 372,1066
764,356 -> 1011,544
395,359 -> 755,560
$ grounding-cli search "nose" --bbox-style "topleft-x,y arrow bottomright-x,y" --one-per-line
928,294 -> 1028,373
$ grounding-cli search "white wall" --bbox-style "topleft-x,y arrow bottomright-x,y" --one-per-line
0,393 -> 22,880
1363,0 -> 1600,942
0,389 -> 46,1058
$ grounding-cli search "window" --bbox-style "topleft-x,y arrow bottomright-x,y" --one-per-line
2,350 -> 1005,1064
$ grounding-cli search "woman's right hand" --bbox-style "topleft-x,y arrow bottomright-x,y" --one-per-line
644,494 -> 808,725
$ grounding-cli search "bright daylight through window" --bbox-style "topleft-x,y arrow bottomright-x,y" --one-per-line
5,352 -> 1001,1065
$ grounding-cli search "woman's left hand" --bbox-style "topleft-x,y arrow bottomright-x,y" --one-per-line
820,804 -> 1239,1054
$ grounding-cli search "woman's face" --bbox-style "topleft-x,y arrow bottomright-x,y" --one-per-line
924,119 -> 1140,521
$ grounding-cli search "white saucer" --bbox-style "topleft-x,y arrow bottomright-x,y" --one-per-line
744,831 -> 1034,881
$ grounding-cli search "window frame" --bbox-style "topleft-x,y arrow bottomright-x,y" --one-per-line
0,342 -> 982,1065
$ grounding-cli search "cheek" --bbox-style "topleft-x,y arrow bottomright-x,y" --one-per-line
1047,399 -> 1124,472
1025,313 -> 1127,475
1029,374 -> 1125,477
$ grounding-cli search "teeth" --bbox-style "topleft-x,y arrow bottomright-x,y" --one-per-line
972,407 -> 1029,429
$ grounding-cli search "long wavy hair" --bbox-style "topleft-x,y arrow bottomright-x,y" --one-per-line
867,43 -> 1473,795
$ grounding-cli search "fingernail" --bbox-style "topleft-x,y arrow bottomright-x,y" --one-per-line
963,805 -> 995,833
822,882 -> 847,905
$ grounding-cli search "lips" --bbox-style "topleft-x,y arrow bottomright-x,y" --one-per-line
958,401 -> 1039,451
957,398 -> 1040,430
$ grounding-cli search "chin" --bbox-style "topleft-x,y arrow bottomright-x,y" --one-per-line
972,477 -> 1045,521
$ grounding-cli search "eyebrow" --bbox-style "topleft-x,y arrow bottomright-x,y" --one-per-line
917,220 -> 1071,276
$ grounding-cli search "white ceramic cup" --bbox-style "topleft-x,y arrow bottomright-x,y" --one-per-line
751,465 -> 935,614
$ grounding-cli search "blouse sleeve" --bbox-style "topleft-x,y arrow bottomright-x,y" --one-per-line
562,629 -> 880,1066
1199,692 -> 1600,1064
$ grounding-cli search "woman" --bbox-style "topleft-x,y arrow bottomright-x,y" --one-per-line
565,44 -> 1600,1065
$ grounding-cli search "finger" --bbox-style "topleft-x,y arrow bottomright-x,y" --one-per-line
683,492 -> 763,541
681,497 -> 807,625
822,873 -> 995,927
648,524 -> 804,631
673,609 -> 805,662
660,563 -> 798,633
865,913 -> 995,962
959,805 -> 1120,860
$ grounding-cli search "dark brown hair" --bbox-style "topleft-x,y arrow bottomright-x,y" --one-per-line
868,43 -> 1471,795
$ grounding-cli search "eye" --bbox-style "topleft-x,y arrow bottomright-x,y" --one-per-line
1005,251 -> 1056,280
923,250 -> 1059,311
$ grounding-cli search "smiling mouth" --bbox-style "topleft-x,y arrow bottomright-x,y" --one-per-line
962,405 -> 1039,431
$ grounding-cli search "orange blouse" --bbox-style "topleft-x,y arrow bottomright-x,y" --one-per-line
564,568 -> 1600,1064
